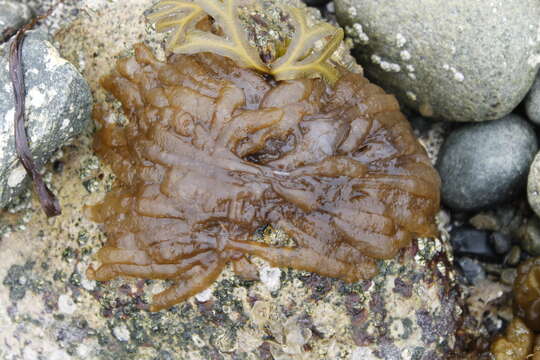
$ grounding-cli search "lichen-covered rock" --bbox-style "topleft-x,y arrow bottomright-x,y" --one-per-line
0,30 -> 92,208
0,0 -> 34,42
334,0 -> 540,122
0,0 -> 465,359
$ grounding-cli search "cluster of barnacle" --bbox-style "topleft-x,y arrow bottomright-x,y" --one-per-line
86,0 -> 440,311
491,258 -> 540,359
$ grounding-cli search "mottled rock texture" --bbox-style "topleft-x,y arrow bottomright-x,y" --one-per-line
335,0 -> 540,122
0,30 -> 92,208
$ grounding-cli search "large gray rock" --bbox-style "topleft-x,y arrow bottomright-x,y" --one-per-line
437,114 -> 538,211
335,0 -> 540,122
0,31 -> 92,208
0,1 -> 34,41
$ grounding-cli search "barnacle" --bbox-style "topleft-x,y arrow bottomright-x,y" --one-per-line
490,318 -> 539,360
514,258 -> 540,332
148,0 -> 344,83
86,43 -> 440,311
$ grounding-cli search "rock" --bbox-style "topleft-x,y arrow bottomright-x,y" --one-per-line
504,246 -> 522,267
334,0 -> 540,122
527,152 -> 540,218
457,257 -> 486,285
0,30 -> 92,208
469,203 -> 527,239
526,74 -> 540,125
450,227 -> 498,261
0,0 -> 466,359
489,232 -> 513,255
500,268 -> 517,286
437,114 -> 538,211
520,217 -> 540,256
0,1 -> 34,42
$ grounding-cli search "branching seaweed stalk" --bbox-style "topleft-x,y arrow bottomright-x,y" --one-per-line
149,0 -> 267,72
270,7 -> 343,83
148,0 -> 343,84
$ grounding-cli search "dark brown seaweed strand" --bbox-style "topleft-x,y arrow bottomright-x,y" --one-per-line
8,1 -> 67,217
1,27 -> 18,45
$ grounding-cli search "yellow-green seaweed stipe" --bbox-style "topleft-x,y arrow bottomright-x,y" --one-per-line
148,0 -> 343,84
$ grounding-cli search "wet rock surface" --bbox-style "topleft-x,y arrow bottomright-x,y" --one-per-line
0,30 -> 92,209
0,0 -> 34,42
437,115 -> 538,212
0,0 -> 465,359
334,0 -> 540,122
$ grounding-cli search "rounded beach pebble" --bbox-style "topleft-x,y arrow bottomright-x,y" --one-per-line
526,152 -> 540,218
334,0 -> 540,122
437,114 -> 538,211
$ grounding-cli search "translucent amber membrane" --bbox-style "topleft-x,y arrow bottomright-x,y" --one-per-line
87,44 -> 440,311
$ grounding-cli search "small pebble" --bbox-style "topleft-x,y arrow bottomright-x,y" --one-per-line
504,246 -> 521,267
457,257 -> 486,285
500,268 -> 517,286
528,152 -> 540,218
469,213 -> 500,232
450,227 -> 498,261
489,232 -> 512,255
520,217 -> 540,256
437,114 -> 538,211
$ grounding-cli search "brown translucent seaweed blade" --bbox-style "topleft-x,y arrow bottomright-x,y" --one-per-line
88,43 -> 440,311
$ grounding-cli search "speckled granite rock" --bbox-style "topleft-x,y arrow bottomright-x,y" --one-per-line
0,0 -> 34,42
334,0 -> 540,122
0,30 -> 92,208
0,1 -> 465,359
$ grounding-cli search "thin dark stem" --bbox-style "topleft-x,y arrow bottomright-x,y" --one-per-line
7,1 -> 68,217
